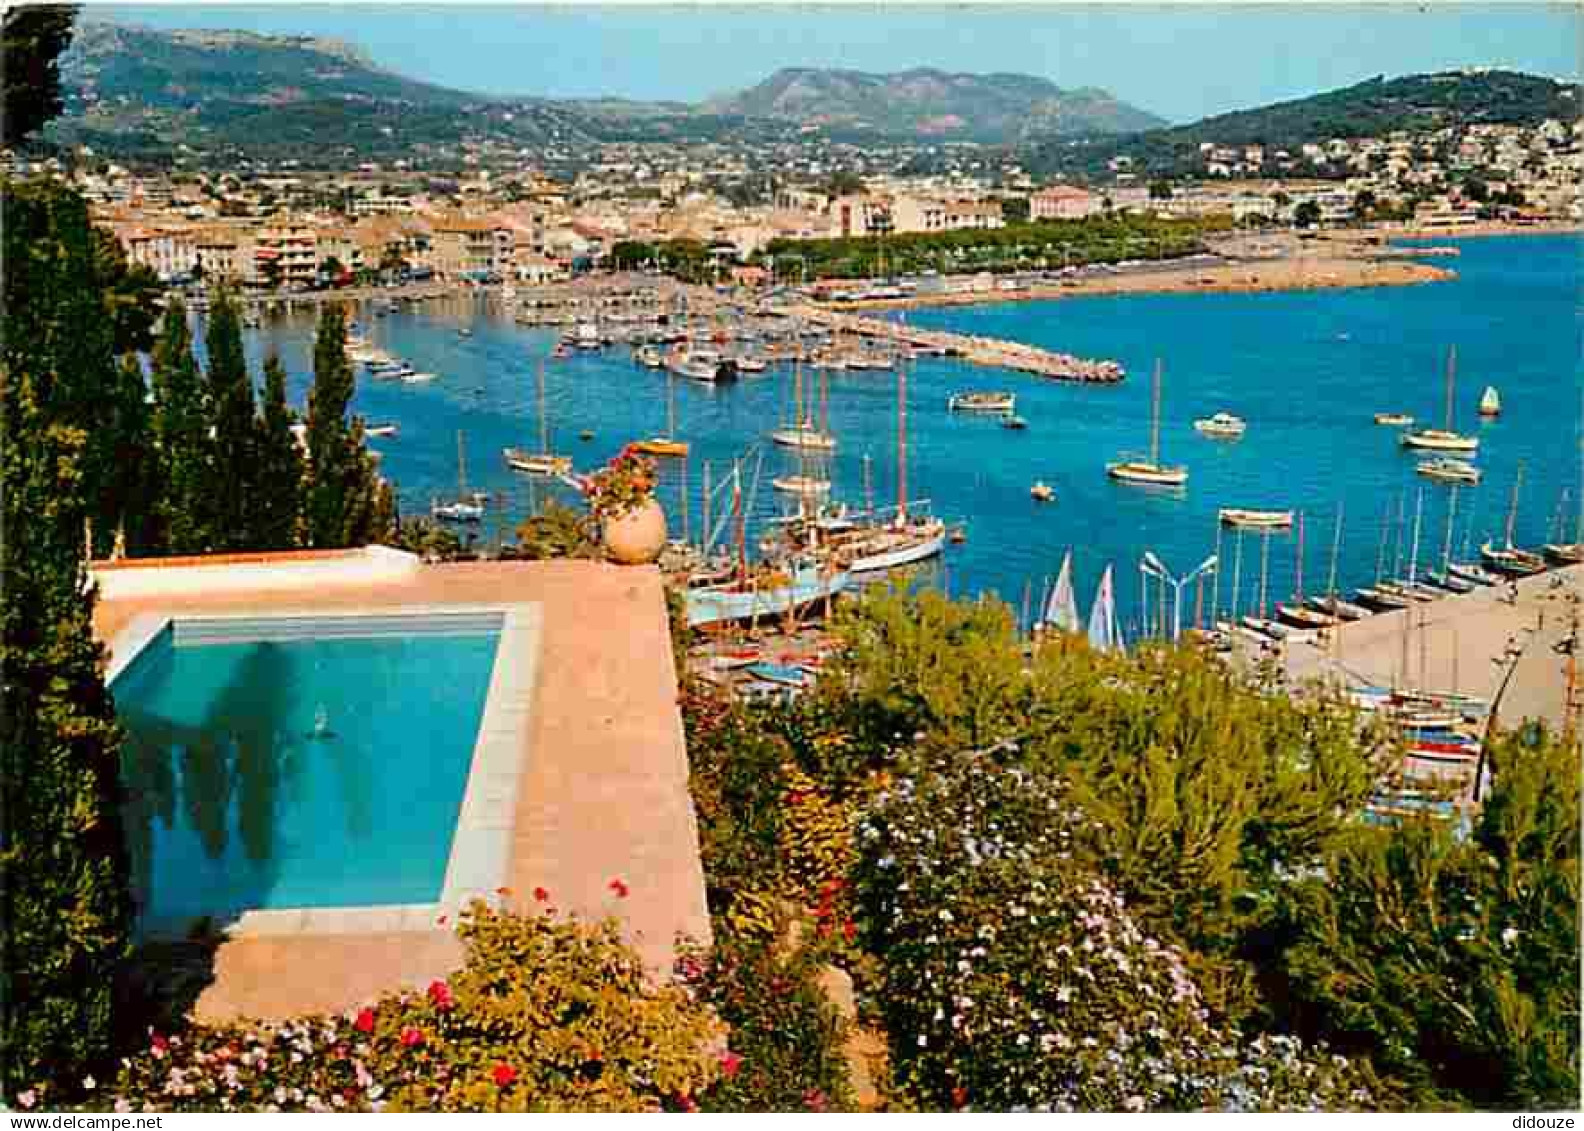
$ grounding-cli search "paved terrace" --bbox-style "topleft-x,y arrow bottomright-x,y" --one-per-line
94,551 -> 709,1021
1282,562 -> 1583,730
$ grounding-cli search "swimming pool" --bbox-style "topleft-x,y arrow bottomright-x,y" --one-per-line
109,608 -> 539,938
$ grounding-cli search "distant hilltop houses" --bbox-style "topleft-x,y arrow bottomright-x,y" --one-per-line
8,105 -> 1575,290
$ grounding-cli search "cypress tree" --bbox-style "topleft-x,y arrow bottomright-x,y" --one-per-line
303,306 -> 392,548
0,177 -> 134,1102
253,353 -> 304,549
106,354 -> 163,555
203,287 -> 256,550
150,300 -> 213,554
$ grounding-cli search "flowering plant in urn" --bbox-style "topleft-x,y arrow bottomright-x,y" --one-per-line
586,447 -> 658,521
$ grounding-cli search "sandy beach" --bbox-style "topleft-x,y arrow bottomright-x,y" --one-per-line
829,254 -> 1454,311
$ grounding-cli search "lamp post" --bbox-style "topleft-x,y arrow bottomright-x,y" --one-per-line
1141,551 -> 1219,642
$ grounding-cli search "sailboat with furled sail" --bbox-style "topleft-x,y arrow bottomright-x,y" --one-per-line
1402,346 -> 1479,453
770,358 -> 836,451
1481,462 -> 1546,575
504,361 -> 572,475
433,431 -> 485,522
1108,359 -> 1188,487
773,364 -> 833,497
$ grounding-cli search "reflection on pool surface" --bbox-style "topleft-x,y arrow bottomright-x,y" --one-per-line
113,620 -> 500,935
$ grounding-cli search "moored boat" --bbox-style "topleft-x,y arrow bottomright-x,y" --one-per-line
1193,411 -> 1247,439
948,391 -> 1016,414
1480,541 -> 1545,576
1374,412 -> 1414,426
1478,385 -> 1501,417
1401,345 -> 1478,452
1417,457 -> 1481,484
1542,541 -> 1584,565
1030,481 -> 1055,502
1108,360 -> 1188,488
772,475 -> 831,497
685,564 -> 849,628
1219,508 -> 1293,529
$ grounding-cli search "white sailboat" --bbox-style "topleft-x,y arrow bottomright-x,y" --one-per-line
1108,359 -> 1188,487
1086,565 -> 1120,652
770,360 -> 837,451
504,360 -> 573,475
1402,346 -> 1479,453
1042,551 -> 1083,634
1478,385 -> 1501,417
433,431 -> 485,522
1481,463 -> 1546,575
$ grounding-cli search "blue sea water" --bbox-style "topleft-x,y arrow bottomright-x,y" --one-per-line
216,233 -> 1582,633
114,628 -> 498,934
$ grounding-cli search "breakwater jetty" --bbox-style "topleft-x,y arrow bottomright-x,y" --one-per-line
794,305 -> 1126,384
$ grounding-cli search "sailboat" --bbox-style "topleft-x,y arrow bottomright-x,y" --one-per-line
1307,504 -> 1371,621
433,431 -> 485,522
1542,406 -> 1583,563
830,357 -> 946,574
1401,346 -> 1479,453
504,361 -> 573,475
1382,488 -> 1444,602
633,369 -> 690,457
1108,359 -> 1188,487
1277,513 -> 1337,629
1041,551 -> 1083,634
1478,385 -> 1502,417
771,360 -> 837,451
1240,529 -> 1290,638
1481,463 -> 1546,575
1423,486 -> 1479,593
772,363 -> 833,495
1086,565 -> 1120,652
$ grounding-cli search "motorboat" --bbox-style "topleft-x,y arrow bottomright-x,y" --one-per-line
400,371 -> 438,384
431,499 -> 483,523
1219,508 -> 1293,529
1003,415 -> 1029,430
948,391 -> 1016,414
1417,457 -> 1481,484
1374,412 -> 1414,426
771,475 -> 831,497
365,424 -> 399,439
632,437 -> 690,457
1402,428 -> 1479,453
1030,481 -> 1055,502
770,424 -> 837,451
1194,411 -> 1247,439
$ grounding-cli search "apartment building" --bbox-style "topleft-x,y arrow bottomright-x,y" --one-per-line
119,226 -> 197,282
1029,184 -> 1104,220
254,226 -> 319,287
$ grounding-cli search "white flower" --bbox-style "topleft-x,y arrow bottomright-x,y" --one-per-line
83,1076 -> 97,1091
918,1034 -> 928,1048
1501,926 -> 1519,945
17,1091 -> 37,1109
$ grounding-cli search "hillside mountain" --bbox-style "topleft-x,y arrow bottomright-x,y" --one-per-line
1025,69 -> 1581,177
705,66 -> 1165,140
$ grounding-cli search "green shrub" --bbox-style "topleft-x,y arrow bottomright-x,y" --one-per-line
106,903 -> 725,1112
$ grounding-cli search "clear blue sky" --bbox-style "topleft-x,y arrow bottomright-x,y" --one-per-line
99,3 -> 1580,123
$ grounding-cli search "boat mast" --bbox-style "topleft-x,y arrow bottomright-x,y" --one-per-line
1257,529 -> 1271,619
897,355 -> 909,521
862,454 -> 875,517
1443,344 -> 1456,433
1392,493 -> 1406,580
733,463 -> 746,581
1505,461 -> 1524,549
1326,502 -> 1344,603
1374,497 -> 1390,584
1230,529 -> 1244,621
1294,510 -> 1306,603
667,369 -> 677,439
793,356 -> 805,429
1442,485 -> 1458,573
457,430 -> 468,496
1149,358 -> 1163,467
1407,487 -> 1424,587
538,360 -> 549,454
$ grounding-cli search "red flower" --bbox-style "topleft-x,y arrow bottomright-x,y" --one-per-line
842,918 -> 857,943
426,980 -> 454,1010
400,1026 -> 425,1048
803,1088 -> 828,1111
496,886 -> 512,897
436,914 -> 448,926
354,1008 -> 375,1034
718,1050 -> 743,1079
533,886 -> 550,902
150,1032 -> 169,1057
952,1086 -> 968,1109
491,1063 -> 518,1088
676,1093 -> 699,1113
608,877 -> 630,898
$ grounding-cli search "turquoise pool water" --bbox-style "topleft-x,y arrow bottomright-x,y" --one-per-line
113,620 -> 501,935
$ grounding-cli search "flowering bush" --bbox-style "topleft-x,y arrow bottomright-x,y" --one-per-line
585,447 -> 657,522
854,751 -> 1380,1112
108,903 -> 725,1112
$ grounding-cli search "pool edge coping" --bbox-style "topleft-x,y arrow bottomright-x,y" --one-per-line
107,603 -> 540,940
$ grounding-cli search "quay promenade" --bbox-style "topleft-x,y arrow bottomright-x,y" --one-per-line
1281,563 -> 1583,733
792,304 -> 1126,383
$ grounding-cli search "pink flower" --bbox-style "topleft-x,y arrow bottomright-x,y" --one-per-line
436,914 -> 449,926
491,1063 -> 518,1088
426,980 -> 454,1010
718,1050 -> 744,1079
803,1088 -> 828,1111
399,1026 -> 424,1048
16,1090 -> 36,1109
609,877 -> 630,899
354,1008 -> 375,1034
151,1032 -> 169,1059
675,1093 -> 699,1113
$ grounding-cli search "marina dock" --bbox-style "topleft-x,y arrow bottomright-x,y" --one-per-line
792,305 -> 1125,383
1279,563 -> 1583,732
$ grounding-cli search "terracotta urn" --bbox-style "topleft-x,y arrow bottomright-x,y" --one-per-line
602,497 -> 667,565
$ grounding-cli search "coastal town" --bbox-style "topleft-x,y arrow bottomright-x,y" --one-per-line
8,104 -> 1578,293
